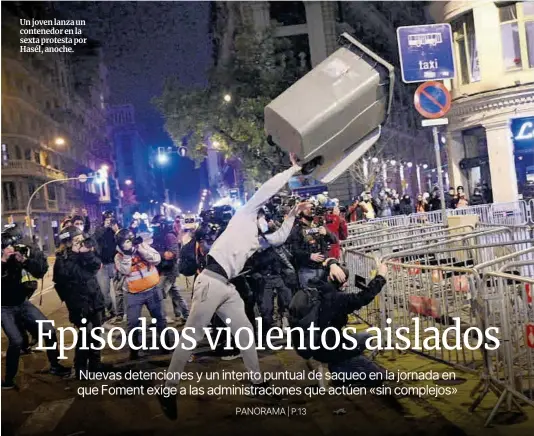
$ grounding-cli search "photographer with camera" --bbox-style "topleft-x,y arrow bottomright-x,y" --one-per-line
53,226 -> 105,379
114,229 -> 167,360
287,202 -> 338,288
94,211 -> 120,320
289,259 -> 387,387
2,225 -> 71,389
151,215 -> 189,326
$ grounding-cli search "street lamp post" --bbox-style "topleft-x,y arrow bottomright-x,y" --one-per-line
26,173 -> 93,239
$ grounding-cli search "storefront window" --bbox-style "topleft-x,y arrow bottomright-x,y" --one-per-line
452,13 -> 480,84
511,116 -> 534,200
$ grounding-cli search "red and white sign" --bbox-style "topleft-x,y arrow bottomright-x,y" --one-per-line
526,323 -> 534,349
413,81 -> 452,119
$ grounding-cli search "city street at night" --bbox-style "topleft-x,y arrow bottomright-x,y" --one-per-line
2,1 -> 534,436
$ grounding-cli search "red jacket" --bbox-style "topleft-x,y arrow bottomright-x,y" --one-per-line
325,214 -> 347,259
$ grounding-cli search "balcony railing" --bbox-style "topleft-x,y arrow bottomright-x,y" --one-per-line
2,160 -> 67,180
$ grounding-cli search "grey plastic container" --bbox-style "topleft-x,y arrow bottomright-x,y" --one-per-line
265,33 -> 395,180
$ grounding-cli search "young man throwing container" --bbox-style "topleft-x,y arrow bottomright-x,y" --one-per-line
158,153 -> 319,420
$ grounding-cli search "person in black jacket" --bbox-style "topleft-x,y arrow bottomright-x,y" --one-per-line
2,226 -> 70,389
94,211 -> 120,320
470,187 -> 485,206
399,195 -> 413,215
53,226 -> 105,378
294,259 -> 387,386
287,203 -> 337,288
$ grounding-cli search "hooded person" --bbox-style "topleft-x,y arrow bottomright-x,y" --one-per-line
158,153 -> 319,420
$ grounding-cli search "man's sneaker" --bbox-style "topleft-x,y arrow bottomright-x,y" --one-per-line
221,353 -> 241,361
2,380 -> 17,390
175,316 -> 186,327
110,315 -> 124,325
157,390 -> 178,420
50,364 -> 71,377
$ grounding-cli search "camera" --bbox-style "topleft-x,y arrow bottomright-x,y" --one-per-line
14,244 -> 30,257
82,238 -> 97,250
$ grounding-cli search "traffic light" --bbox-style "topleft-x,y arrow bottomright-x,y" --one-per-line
25,216 -> 31,227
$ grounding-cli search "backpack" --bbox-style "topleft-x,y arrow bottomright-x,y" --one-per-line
179,240 -> 198,276
288,287 -> 322,360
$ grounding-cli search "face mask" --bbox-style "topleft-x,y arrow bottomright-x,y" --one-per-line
75,225 -> 84,233
257,217 -> 269,233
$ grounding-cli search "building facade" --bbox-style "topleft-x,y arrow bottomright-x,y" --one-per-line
1,2 -> 119,252
430,0 -> 534,202
107,104 -> 158,224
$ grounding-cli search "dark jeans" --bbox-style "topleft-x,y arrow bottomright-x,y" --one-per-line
73,311 -> 103,373
1,301 -> 61,382
258,275 -> 291,329
126,287 -> 166,350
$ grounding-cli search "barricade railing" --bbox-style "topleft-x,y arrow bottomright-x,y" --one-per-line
470,259 -> 534,426
342,223 -> 444,249
489,201 -> 529,225
407,210 -> 444,224
347,225 -> 478,259
371,235 -> 532,371
343,226 -> 489,329
345,200 -> 530,228
447,204 -> 492,223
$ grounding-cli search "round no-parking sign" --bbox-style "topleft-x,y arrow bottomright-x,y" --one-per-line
414,81 -> 451,119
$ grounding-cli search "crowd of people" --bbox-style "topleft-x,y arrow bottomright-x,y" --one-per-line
344,184 -> 493,222
10,156 -> 490,420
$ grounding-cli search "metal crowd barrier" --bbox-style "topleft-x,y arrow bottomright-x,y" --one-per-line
470,258 -> 534,426
342,223 -> 444,249
345,200 -> 531,228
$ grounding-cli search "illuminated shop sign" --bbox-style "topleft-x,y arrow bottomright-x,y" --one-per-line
511,117 -> 534,151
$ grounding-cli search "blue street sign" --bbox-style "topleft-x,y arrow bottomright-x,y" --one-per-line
397,24 -> 455,83
414,81 -> 451,119
511,116 -> 534,152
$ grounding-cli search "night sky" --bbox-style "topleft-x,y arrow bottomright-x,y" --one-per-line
56,1 -> 213,211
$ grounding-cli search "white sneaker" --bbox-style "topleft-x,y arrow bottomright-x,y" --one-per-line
221,353 -> 241,361
282,316 -> 289,329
